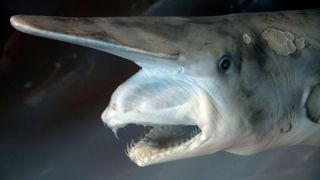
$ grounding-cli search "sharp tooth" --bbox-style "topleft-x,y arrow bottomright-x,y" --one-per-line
130,140 -> 135,149
125,144 -> 131,156
112,128 -> 120,139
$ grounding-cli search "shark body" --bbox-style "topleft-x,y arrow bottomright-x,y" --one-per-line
10,9 -> 320,166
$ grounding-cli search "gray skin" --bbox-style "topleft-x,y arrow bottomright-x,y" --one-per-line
10,9 -> 320,166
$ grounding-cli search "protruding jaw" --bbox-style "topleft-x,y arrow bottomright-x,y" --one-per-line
101,72 -> 241,166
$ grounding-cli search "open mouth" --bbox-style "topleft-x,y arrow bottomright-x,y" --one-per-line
138,125 -> 201,148
102,69 -> 207,166
127,124 -> 201,166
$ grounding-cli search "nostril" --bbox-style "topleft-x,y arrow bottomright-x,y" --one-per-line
111,103 -> 117,111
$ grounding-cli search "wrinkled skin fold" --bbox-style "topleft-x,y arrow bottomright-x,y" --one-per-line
10,9 -> 320,166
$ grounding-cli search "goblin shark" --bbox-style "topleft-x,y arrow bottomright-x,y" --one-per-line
10,9 -> 320,166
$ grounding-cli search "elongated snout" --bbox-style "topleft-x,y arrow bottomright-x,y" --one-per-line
10,15 -> 190,69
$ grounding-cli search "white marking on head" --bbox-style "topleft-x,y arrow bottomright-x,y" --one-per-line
295,37 -> 306,50
242,33 -> 252,45
262,28 -> 296,56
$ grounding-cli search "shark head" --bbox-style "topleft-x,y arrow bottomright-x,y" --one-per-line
10,10 -> 320,166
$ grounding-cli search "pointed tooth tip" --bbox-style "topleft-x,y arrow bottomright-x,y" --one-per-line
112,128 -> 119,139
104,123 -> 128,139
100,114 -> 120,139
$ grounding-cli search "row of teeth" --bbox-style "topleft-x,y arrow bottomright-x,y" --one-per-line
126,126 -> 201,166
127,134 -> 201,166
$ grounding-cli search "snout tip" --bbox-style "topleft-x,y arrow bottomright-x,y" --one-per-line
101,107 -> 110,124
10,15 -> 23,30
101,106 -> 119,130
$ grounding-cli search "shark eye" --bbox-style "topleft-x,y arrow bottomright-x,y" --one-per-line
218,56 -> 231,72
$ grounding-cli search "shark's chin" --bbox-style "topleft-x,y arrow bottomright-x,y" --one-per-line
126,124 -> 202,166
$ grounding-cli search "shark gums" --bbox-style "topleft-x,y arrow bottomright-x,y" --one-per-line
10,9 -> 320,166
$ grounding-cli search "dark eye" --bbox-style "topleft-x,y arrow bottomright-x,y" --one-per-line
218,56 -> 231,72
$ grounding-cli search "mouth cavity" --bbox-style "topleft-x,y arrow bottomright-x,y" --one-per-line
131,124 -> 201,148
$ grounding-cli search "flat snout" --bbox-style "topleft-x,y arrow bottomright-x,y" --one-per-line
10,15 -> 190,68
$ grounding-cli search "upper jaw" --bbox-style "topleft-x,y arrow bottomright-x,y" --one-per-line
101,68 -> 202,130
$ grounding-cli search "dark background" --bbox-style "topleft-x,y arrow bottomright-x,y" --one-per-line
1,0 -> 320,179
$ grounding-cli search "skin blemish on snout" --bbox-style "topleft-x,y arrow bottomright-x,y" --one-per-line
262,28 -> 297,56
111,103 -> 117,111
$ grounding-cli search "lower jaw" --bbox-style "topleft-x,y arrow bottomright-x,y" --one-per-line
125,124 -> 202,166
